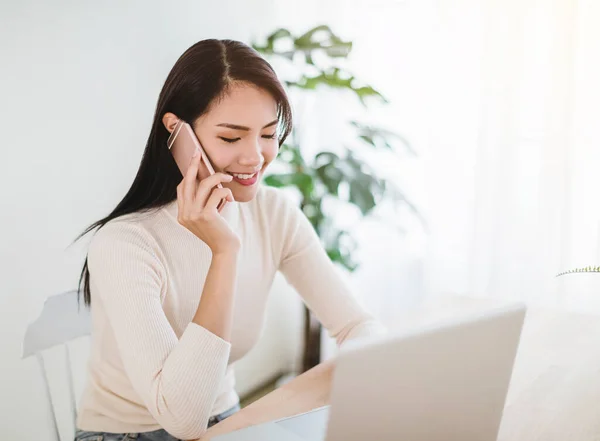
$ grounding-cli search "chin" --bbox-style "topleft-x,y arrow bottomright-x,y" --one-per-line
227,168 -> 267,203
231,186 -> 260,203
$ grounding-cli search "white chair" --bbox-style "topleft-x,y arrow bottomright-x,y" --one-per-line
22,290 -> 91,441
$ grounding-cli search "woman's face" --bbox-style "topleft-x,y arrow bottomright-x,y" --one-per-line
177,83 -> 279,203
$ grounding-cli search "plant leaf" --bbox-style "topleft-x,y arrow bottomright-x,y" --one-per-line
349,179 -> 377,214
278,143 -> 306,168
295,25 -> 353,62
351,121 -> 416,155
354,85 -> 388,106
252,28 -> 293,54
314,151 -> 340,165
556,266 -> 600,277
325,229 -> 358,271
264,172 -> 314,197
315,163 -> 343,196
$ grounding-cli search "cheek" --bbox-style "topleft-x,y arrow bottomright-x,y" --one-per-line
205,145 -> 235,169
262,142 -> 279,165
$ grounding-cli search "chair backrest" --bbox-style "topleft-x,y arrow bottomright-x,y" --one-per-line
22,290 -> 91,441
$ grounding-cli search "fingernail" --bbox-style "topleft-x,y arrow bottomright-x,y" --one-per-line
192,148 -> 200,158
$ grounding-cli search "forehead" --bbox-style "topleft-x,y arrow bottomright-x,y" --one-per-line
202,82 -> 278,126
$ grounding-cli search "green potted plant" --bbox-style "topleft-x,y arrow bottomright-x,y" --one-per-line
252,25 -> 420,372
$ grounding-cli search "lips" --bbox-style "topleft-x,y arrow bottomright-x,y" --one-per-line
228,171 -> 259,186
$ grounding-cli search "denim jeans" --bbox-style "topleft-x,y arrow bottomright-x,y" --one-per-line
74,403 -> 241,441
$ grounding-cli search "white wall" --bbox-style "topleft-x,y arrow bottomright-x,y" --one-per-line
0,1 -> 422,438
0,1 -> 306,439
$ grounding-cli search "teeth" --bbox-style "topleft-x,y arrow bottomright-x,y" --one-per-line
231,172 -> 255,180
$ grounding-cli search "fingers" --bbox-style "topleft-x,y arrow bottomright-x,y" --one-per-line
176,180 -> 184,218
195,173 -> 233,206
183,148 -> 202,203
177,151 -> 233,220
177,150 -> 201,220
205,187 -> 235,212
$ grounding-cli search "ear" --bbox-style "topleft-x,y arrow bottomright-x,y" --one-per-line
162,112 -> 180,134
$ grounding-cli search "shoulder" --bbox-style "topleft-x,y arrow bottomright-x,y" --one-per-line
254,185 -> 302,220
86,214 -> 167,302
252,185 -> 320,256
88,213 -> 162,262
244,186 -> 306,261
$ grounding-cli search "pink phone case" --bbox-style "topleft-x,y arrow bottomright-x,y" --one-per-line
167,120 -> 227,211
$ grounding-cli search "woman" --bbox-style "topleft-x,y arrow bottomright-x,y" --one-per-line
74,39 -> 385,441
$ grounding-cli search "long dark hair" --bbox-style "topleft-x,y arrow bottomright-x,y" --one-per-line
76,39 -> 293,306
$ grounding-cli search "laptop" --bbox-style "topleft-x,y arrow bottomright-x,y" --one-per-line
212,302 -> 526,441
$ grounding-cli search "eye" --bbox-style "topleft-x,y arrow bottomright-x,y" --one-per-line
219,137 -> 241,144
262,133 -> 277,139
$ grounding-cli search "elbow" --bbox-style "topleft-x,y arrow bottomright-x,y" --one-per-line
161,422 -> 208,440
335,319 -> 387,347
146,392 -> 212,440
152,410 -> 210,440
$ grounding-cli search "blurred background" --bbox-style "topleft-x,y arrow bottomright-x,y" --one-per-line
2,0 -> 600,439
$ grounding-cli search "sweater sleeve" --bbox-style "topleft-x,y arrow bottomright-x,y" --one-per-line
270,189 -> 387,347
87,221 -> 230,440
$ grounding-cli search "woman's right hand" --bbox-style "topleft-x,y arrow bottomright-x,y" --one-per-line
176,150 -> 241,255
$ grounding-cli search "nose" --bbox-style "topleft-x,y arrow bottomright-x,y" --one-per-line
238,139 -> 264,168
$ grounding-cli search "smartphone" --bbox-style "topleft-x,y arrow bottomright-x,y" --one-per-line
167,119 -> 227,211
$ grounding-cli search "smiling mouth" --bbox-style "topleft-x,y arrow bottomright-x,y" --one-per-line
227,171 -> 259,179
228,171 -> 260,187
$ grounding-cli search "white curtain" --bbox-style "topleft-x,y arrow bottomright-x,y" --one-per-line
293,0 -> 600,322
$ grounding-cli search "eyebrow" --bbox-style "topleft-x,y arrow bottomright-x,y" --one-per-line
216,119 -> 279,131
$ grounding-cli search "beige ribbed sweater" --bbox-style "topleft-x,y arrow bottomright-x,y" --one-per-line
77,185 -> 385,440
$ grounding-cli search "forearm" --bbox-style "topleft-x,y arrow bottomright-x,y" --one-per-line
193,250 -> 239,341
